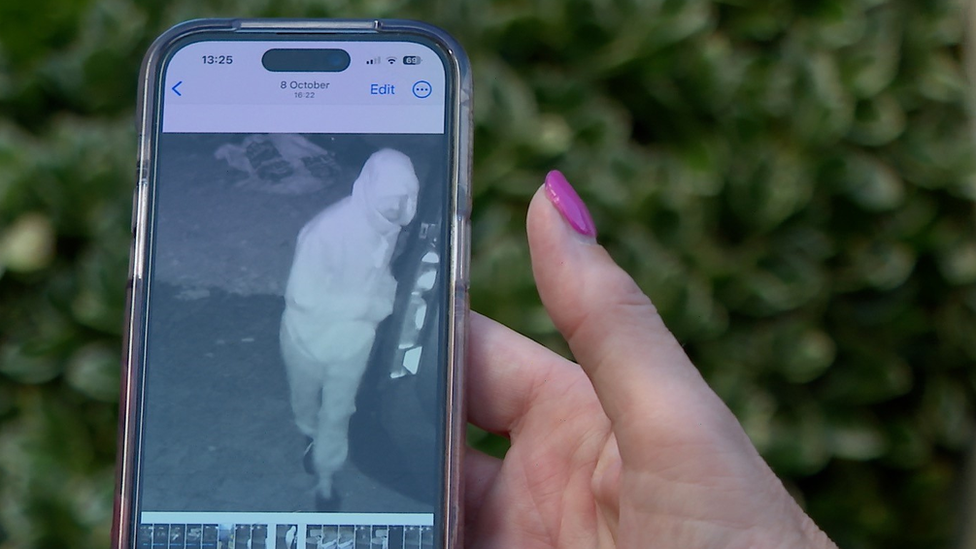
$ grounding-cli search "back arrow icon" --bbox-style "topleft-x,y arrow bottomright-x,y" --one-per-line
172,81 -> 183,96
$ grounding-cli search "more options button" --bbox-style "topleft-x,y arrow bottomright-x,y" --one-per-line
412,80 -> 432,99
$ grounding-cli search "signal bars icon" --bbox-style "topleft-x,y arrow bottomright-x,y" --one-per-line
365,56 -> 399,65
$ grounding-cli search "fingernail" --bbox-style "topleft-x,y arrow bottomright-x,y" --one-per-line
544,170 -> 597,238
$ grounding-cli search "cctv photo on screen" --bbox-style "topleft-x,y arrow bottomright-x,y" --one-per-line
136,133 -> 449,540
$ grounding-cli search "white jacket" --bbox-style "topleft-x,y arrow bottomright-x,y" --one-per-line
281,148 -> 420,363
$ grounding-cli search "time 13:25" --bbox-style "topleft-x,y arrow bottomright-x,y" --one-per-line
202,55 -> 233,65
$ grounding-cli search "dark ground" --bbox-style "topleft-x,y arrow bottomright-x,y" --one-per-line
139,284 -> 432,514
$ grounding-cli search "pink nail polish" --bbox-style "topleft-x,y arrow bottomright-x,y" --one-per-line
544,170 -> 597,238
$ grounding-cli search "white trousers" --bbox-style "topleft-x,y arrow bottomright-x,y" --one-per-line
280,318 -> 376,499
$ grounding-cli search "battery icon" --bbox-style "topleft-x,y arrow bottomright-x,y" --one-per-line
403,55 -> 422,65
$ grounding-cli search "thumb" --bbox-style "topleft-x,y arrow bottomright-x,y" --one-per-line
527,171 -> 839,549
527,170 -> 714,430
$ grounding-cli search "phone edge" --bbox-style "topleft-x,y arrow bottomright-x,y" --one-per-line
114,17 -> 472,549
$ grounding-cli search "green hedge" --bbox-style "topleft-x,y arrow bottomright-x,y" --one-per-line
1,1 -> 975,548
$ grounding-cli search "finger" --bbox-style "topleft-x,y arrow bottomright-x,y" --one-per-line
527,170 -> 717,429
465,312 -> 579,435
463,447 -> 502,531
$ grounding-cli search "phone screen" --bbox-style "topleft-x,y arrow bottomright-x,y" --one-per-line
127,31 -> 459,549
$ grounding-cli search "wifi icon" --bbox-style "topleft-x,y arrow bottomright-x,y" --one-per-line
386,57 -> 398,65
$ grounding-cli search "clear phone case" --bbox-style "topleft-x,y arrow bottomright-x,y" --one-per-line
116,19 -> 471,549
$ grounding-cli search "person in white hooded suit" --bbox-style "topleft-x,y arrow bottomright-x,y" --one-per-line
280,148 -> 420,505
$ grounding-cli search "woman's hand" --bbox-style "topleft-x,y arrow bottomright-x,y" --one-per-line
464,171 -> 836,549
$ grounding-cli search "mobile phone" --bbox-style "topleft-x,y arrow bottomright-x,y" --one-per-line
114,19 -> 470,549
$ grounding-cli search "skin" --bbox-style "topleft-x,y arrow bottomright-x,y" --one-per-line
463,187 -> 838,549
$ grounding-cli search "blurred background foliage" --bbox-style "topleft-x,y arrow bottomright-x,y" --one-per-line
0,0 -> 975,547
